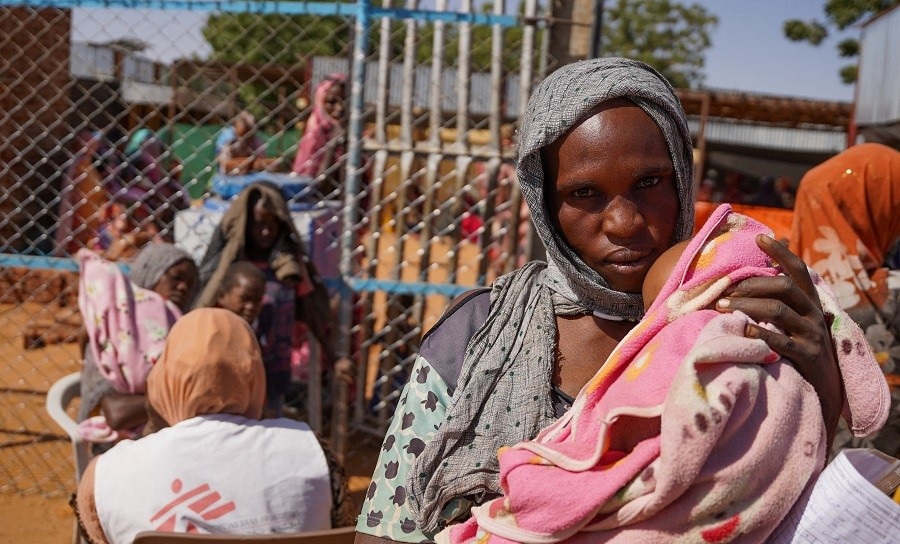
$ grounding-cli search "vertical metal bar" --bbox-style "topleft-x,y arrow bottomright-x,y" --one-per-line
415,0 -> 447,284
590,0 -> 606,58
510,0 -> 538,267
412,0 -> 448,331
445,0 -> 472,284
393,0 -> 418,276
380,0 -> 420,432
356,0 -> 395,425
519,0 -> 537,117
537,1 -> 551,79
335,0 -> 372,461
477,0 -> 506,284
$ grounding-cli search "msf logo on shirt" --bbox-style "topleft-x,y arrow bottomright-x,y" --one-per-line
150,478 -> 237,532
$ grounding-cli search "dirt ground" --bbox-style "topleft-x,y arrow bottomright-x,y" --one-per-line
0,300 -> 384,542
0,231 -> 489,542
0,299 -> 84,543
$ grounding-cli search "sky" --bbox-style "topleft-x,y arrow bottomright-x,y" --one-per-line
690,0 -> 856,101
72,0 -> 860,102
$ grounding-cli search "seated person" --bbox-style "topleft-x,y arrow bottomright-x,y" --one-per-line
76,243 -> 198,449
214,261 -> 267,325
442,204 -> 890,544
73,308 -> 355,543
90,201 -> 158,261
216,111 -> 271,175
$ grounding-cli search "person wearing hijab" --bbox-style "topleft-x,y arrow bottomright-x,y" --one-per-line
123,128 -> 190,227
216,111 -> 268,174
76,243 -> 198,447
194,182 -> 336,415
354,58 -> 843,544
291,73 -> 348,198
790,142 -> 900,456
73,308 -> 354,544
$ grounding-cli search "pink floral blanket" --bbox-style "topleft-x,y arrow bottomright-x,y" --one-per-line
443,204 -> 890,544
76,249 -> 181,441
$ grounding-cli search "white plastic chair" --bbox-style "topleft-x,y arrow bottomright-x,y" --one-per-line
45,371 -> 90,544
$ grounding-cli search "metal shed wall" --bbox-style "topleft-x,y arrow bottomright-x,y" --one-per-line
856,6 -> 900,126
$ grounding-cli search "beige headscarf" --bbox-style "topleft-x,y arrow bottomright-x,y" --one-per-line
147,308 -> 266,425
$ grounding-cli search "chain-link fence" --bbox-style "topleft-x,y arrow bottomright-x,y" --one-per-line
1,0 -> 558,501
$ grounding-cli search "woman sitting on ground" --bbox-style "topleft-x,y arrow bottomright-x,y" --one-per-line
73,308 -> 354,544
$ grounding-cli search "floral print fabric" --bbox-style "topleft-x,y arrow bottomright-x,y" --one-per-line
356,356 -> 468,542
76,249 -> 182,441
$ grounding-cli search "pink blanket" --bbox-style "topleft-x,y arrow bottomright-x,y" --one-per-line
444,204 -> 890,544
76,249 -> 182,441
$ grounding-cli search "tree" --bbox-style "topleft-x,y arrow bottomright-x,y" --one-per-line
201,3 -> 352,121
200,0 -> 717,98
202,10 -> 350,66
783,0 -> 900,84
600,0 -> 718,89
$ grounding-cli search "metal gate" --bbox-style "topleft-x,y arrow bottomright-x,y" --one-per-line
0,0 -> 550,497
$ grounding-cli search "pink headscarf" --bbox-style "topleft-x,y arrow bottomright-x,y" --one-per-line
291,73 -> 347,176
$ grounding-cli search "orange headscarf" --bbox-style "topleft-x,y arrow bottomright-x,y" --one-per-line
147,308 -> 266,425
789,143 -> 900,312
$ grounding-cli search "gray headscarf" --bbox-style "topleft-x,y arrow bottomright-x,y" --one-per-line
408,58 -> 695,533
128,242 -> 195,290
518,57 -> 695,320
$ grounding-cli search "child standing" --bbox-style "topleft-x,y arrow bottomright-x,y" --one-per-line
214,261 -> 267,325
195,182 -> 335,417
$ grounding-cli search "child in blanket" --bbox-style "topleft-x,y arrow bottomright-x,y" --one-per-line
442,204 -> 890,544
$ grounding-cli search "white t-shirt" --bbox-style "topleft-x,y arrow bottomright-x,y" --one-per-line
94,414 -> 331,543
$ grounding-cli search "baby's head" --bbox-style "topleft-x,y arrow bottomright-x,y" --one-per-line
215,261 -> 266,324
642,239 -> 690,312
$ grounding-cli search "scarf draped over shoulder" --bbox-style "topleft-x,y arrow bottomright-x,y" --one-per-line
408,58 -> 696,533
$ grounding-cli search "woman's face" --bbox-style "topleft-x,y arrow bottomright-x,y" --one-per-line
322,83 -> 346,121
247,203 -> 281,252
544,99 -> 679,294
153,260 -> 198,311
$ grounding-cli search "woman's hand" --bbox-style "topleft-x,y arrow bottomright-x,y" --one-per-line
715,234 -> 843,447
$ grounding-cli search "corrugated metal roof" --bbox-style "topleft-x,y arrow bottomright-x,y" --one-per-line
688,118 -> 846,153
856,6 -> 900,125
312,56 -> 522,118
70,42 -> 165,85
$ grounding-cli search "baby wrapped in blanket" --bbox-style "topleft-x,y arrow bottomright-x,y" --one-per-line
442,204 -> 890,544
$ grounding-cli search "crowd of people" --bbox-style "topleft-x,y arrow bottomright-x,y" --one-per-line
698,170 -> 797,209
54,128 -> 191,260
63,57 -> 898,543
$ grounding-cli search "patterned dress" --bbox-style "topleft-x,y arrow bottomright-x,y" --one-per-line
356,290 -> 574,542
